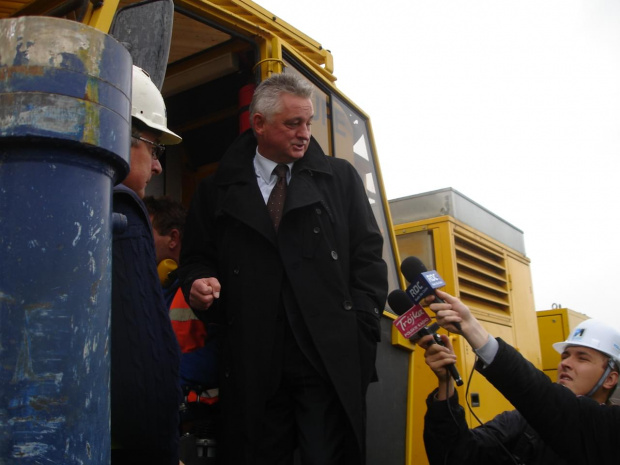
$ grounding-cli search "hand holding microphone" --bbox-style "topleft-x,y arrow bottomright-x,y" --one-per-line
420,333 -> 459,397
388,289 -> 463,386
430,289 -> 491,351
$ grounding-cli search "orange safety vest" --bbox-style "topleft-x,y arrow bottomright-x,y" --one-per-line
169,288 -> 208,353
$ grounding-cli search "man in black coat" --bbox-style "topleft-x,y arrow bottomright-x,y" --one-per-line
423,290 -> 620,465
179,72 -> 388,465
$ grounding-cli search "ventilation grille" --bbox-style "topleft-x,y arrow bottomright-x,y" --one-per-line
455,231 -> 510,314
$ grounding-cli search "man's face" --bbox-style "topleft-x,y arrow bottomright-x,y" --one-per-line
123,129 -> 163,198
556,345 -> 609,395
253,93 -> 314,164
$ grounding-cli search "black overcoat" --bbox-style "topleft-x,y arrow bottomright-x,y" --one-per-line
179,131 -> 388,460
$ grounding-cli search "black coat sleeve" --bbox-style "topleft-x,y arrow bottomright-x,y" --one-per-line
178,176 -> 219,303
424,389 -> 530,465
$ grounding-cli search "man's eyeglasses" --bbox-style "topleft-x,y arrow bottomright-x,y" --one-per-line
132,135 -> 166,161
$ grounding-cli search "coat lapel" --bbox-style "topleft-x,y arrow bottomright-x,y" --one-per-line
214,131 -> 333,242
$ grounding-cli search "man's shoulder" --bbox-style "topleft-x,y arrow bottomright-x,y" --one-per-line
112,185 -> 152,233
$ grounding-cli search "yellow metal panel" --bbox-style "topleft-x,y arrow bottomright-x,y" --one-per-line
508,256 -> 541,369
83,0 -> 121,32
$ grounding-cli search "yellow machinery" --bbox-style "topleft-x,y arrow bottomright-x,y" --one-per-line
389,188 -> 542,465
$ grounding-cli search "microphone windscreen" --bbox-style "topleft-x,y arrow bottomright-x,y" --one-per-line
387,289 -> 415,316
400,256 -> 428,283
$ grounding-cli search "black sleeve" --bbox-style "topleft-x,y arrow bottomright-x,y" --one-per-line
178,176 -> 219,304
424,388 -> 529,465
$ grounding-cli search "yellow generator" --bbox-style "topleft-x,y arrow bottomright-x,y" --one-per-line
388,188 -> 542,465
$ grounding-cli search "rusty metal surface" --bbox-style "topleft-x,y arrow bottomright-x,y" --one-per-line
0,16 -> 131,463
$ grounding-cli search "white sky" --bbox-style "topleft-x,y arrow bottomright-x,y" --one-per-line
258,0 -> 620,329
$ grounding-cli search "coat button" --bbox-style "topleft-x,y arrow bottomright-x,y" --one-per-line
313,227 -> 320,234
233,267 -> 240,275
315,208 -> 322,215
373,307 -> 380,315
331,250 -> 338,260
343,301 -> 353,310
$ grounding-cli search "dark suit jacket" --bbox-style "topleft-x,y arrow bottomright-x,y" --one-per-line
179,131 -> 387,460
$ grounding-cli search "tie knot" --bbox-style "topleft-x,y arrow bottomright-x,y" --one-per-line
273,164 -> 288,179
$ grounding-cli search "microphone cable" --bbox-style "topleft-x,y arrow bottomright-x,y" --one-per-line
460,356 -> 524,465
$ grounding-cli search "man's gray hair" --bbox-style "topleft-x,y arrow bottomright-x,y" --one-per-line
249,73 -> 314,128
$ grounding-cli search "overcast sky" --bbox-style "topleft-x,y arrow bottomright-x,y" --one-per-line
259,0 -> 620,330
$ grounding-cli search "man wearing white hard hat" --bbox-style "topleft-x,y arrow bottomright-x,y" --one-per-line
553,318 -> 620,403
421,290 -> 620,465
111,66 -> 183,465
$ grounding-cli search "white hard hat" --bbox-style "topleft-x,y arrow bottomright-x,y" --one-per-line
553,319 -> 620,367
131,65 -> 181,145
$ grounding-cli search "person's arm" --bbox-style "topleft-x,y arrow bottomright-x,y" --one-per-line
425,290 -> 490,350
420,334 -> 531,465
178,177 -> 221,310
343,162 -> 388,313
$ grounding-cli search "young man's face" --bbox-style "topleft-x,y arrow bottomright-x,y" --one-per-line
123,129 -> 163,198
556,345 -> 610,395
253,93 -> 314,164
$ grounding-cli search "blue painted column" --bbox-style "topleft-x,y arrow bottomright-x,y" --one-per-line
0,17 -> 131,463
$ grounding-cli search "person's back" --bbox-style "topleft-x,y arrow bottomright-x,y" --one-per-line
111,185 -> 182,463
110,66 -> 183,465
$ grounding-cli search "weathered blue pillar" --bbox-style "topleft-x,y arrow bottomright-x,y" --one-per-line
0,16 -> 131,463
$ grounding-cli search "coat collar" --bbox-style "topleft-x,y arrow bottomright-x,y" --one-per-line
213,130 -> 334,243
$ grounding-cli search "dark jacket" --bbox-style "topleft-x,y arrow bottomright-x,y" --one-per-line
424,389 -> 565,464
479,338 -> 620,464
179,131 -> 388,459
111,185 -> 181,463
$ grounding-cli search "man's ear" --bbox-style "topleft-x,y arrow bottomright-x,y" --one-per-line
603,370 -> 619,390
168,228 -> 180,250
253,113 -> 265,135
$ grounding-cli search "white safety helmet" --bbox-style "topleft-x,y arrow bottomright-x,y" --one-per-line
553,318 -> 620,368
131,65 -> 181,145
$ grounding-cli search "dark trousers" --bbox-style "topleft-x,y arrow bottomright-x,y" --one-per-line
253,320 -> 360,465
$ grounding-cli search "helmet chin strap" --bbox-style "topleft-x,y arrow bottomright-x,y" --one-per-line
586,360 -> 615,398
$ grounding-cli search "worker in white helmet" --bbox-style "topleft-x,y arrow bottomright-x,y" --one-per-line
422,290 -> 620,465
111,65 -> 184,465
553,318 -> 620,403
122,65 -> 182,199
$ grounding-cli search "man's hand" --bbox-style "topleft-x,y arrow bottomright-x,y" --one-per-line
419,333 -> 456,400
420,334 -> 457,381
189,277 -> 221,310
426,290 -> 490,350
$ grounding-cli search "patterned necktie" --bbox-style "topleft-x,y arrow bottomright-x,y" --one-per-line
267,164 -> 288,231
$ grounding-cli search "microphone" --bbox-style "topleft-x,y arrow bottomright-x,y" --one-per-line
400,256 -> 461,331
388,289 -> 463,386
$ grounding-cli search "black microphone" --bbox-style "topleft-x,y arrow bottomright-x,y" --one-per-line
400,256 -> 461,332
388,289 -> 463,386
